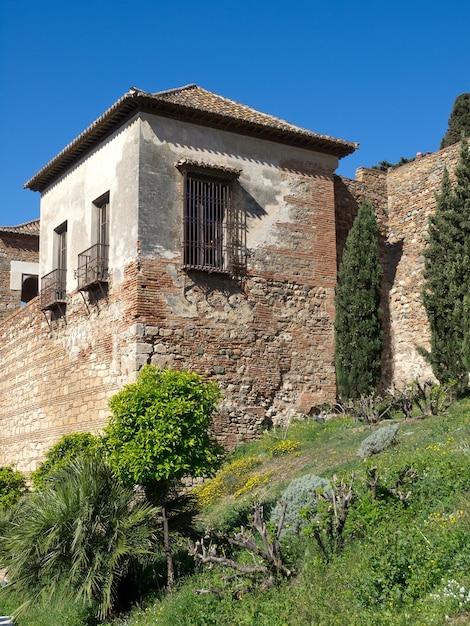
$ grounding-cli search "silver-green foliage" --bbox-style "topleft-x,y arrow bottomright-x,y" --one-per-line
270,473 -> 331,536
357,423 -> 399,458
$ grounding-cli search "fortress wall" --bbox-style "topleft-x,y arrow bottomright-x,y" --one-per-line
1,160 -> 339,471
385,143 -> 461,383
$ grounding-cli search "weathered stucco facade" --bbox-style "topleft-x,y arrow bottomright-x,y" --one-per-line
1,85 -> 357,472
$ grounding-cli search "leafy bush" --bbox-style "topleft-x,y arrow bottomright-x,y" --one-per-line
357,424 -> 399,458
270,473 -> 331,536
31,432 -> 101,490
0,466 -> 27,508
104,366 -> 223,589
363,516 -> 470,607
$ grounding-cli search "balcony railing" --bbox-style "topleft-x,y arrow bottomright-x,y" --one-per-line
40,269 -> 67,311
76,243 -> 109,291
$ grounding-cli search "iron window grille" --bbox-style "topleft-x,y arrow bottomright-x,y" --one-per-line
177,160 -> 246,275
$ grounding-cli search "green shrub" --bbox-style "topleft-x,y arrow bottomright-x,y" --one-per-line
0,466 -> 27,508
2,455 -> 161,621
31,432 -> 101,490
270,473 -> 331,536
357,424 -> 399,458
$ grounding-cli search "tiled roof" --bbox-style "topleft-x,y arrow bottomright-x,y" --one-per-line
25,85 -> 358,192
154,85 -> 356,147
0,219 -> 40,235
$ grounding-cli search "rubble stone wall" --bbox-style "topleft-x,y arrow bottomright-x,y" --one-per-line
384,143 -> 461,383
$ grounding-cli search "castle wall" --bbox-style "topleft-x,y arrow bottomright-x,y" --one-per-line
0,280 -> 138,473
1,132 -> 339,472
131,157 -> 339,447
384,143 -> 461,384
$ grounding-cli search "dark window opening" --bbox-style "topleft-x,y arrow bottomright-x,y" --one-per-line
76,193 -> 110,291
40,222 -> 67,311
21,274 -> 38,304
177,164 -> 246,275
184,175 -> 229,271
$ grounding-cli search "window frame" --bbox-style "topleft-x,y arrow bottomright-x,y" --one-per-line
176,160 -> 245,275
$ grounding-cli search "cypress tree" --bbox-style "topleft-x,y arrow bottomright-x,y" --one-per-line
422,139 -> 470,387
440,93 -> 470,149
335,200 -> 383,399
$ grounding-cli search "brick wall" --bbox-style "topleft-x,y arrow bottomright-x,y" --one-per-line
0,286 -> 136,473
0,232 -> 39,320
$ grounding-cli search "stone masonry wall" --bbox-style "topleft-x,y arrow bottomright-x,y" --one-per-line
128,158 -> 338,448
384,143 -> 461,383
0,274 -> 139,473
0,159 -> 338,471
336,143 -> 462,387
0,233 -> 39,320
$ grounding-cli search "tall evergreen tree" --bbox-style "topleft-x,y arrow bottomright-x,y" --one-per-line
335,200 -> 383,399
440,93 -> 470,149
422,139 -> 470,386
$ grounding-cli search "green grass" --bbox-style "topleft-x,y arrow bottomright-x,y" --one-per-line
3,400 -> 470,625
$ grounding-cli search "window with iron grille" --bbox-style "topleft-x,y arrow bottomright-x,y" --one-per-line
40,221 -> 67,310
177,161 -> 246,274
76,193 -> 110,291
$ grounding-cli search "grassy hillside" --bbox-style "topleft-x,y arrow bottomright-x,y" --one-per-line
2,399 -> 470,625
103,400 -> 470,626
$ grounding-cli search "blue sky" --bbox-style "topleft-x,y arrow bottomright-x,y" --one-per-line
1,0 -> 469,226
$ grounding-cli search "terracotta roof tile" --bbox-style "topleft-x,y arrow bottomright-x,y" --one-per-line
0,219 -> 40,235
25,85 -> 358,192
153,84 -> 344,143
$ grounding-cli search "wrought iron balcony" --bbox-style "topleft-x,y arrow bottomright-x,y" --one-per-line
76,243 -> 109,291
40,269 -> 67,311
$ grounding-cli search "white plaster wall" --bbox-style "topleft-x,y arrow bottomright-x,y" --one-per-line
39,116 -> 141,291
10,261 -> 39,290
38,110 -> 339,293
138,114 -> 338,256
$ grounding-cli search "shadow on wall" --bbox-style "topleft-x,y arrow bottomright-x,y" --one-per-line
379,238 -> 404,390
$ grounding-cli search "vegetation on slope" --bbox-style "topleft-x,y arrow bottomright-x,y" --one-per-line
100,399 -> 470,626
3,394 -> 469,625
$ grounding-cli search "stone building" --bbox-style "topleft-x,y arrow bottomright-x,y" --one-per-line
0,220 -> 39,320
0,84 -> 357,472
0,84 -> 464,474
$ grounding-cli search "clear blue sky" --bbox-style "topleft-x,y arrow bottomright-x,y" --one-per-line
1,0 -> 469,226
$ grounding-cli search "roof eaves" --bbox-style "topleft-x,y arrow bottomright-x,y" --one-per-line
24,91 -> 142,192
24,86 -> 358,193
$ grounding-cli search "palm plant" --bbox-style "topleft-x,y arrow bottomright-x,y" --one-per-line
0,455 -> 161,621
